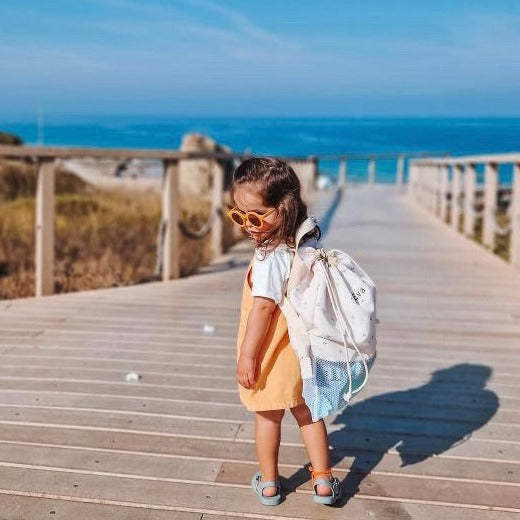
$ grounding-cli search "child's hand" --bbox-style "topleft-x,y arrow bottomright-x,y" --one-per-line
237,353 -> 258,389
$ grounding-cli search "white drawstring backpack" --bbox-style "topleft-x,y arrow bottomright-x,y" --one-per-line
280,217 -> 377,421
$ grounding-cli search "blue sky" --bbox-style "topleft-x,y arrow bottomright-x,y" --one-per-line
1,0 -> 519,118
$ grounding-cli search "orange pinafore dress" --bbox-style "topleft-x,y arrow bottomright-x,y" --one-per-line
236,259 -> 305,411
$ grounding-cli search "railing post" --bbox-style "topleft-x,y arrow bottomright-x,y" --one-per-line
432,165 -> 438,213
434,164 -> 443,216
439,164 -> 449,222
463,163 -> 477,238
338,157 -> 347,187
415,164 -> 424,204
35,158 -> 55,297
368,158 -> 375,186
407,162 -> 416,199
423,164 -> 429,210
423,165 -> 430,210
430,164 -> 438,214
310,156 -> 318,193
419,165 -> 427,205
162,159 -> 180,280
211,159 -> 224,257
510,163 -> 520,268
482,162 -> 498,250
396,155 -> 404,189
414,164 -> 422,203
419,165 -> 426,206
451,164 -> 463,231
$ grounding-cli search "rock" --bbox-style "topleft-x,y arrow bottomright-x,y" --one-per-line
179,133 -> 234,197
0,131 -> 23,145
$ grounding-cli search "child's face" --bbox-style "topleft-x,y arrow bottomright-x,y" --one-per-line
232,183 -> 278,239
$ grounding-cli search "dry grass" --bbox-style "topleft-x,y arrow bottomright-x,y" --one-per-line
443,205 -> 509,261
0,159 -> 240,300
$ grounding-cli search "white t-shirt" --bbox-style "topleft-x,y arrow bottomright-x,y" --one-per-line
251,245 -> 294,305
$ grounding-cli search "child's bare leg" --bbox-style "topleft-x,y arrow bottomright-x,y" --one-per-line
290,403 -> 333,496
255,409 -> 285,497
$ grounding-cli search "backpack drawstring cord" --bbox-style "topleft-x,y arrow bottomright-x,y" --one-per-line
317,257 -> 370,402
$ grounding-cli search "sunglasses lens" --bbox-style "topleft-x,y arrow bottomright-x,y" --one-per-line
248,214 -> 262,228
231,212 -> 245,226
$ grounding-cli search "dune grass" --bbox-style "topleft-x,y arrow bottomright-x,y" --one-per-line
0,159 -> 240,300
444,204 -> 510,261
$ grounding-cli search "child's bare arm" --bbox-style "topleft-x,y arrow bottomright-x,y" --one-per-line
237,296 -> 277,389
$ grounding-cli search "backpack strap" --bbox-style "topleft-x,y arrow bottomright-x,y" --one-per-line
295,217 -> 319,249
278,218 -> 317,378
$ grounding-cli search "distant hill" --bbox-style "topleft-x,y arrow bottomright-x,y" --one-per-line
0,131 -> 23,145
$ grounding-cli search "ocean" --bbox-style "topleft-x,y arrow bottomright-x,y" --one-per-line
2,117 -> 519,184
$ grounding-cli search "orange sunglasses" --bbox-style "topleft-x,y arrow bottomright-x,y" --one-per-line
226,206 -> 276,229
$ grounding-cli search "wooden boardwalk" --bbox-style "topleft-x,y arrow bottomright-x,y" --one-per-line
0,185 -> 519,519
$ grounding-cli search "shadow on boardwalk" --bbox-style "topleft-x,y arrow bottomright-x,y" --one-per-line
286,364 -> 499,506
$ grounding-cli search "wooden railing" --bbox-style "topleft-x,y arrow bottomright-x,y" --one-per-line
0,145 -> 242,297
408,153 -> 520,269
0,144 -> 434,297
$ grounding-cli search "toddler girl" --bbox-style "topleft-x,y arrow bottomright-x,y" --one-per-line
228,157 -> 342,506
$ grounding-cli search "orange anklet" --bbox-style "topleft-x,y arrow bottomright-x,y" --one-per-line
309,466 -> 333,486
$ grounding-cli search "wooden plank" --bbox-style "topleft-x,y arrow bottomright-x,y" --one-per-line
3,304 -> 519,327
0,405 -> 518,463
3,348 -> 520,377
3,335 -> 520,364
0,443 -> 223,482
0,390 -> 250,420
1,355 -> 519,389
1,366 -> 518,415
0,406 -> 239,440
0,495 -> 204,520
1,356 -> 518,388
0,371 -> 516,413
216,461 -> 520,509
0,393 -> 516,444
3,310 -> 520,336
0,446 -> 518,510
4,337 -> 520,368
0,426 -> 517,483
0,376 -> 518,413
1,387 -> 518,424
1,466 -> 518,520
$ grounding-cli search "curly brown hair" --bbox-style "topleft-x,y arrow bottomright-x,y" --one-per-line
231,157 -> 315,251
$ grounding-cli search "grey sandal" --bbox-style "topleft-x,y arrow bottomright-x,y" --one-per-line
309,466 -> 342,505
251,471 -> 282,506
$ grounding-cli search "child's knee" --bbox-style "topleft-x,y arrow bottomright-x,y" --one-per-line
290,403 -> 314,425
256,409 -> 285,424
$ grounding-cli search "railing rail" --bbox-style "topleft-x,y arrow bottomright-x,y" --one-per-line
409,153 -> 520,269
0,144 -> 440,162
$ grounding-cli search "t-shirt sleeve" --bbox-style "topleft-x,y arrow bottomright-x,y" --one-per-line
251,248 -> 292,305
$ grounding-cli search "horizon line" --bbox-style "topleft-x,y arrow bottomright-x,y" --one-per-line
4,114 -> 520,122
